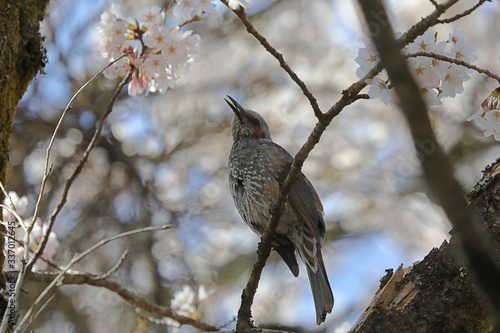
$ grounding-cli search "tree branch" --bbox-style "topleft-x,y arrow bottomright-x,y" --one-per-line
27,70 -> 132,273
221,0 -> 324,120
436,0 -> 491,24
407,51 -> 500,83
31,54 -> 128,227
358,0 -> 500,328
16,224 -> 171,331
26,271 -> 219,332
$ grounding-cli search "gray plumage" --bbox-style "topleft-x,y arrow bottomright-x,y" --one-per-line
226,96 -> 333,325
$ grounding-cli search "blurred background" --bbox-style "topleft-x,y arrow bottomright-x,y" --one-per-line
8,0 -> 500,332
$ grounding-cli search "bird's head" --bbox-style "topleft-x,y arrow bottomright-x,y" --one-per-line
225,96 -> 272,141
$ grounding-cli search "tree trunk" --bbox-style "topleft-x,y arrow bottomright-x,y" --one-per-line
0,0 -> 49,327
350,158 -> 500,332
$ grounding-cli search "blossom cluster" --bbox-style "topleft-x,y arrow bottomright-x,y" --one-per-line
468,87 -> 500,141
132,285 -> 210,331
2,191 -> 59,271
97,3 -> 213,96
168,285 -> 210,326
356,28 -> 477,106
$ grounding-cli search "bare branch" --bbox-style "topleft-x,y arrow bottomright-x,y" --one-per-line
15,224 -> 171,331
358,0 -> 500,329
436,0 -> 491,24
220,0 -> 324,120
407,51 -> 500,83
32,54 -> 127,225
22,294 -> 55,330
91,250 -> 130,280
27,69 -> 132,273
26,270 -> 218,332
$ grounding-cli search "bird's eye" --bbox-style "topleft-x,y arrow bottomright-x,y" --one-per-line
251,118 -> 260,126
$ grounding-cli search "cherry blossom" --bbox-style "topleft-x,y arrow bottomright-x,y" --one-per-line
97,4 -> 208,95
468,109 -> 500,141
173,0 -> 214,22
27,218 -> 60,271
193,0 -> 216,16
406,30 -> 439,54
366,77 -> 391,105
97,12 -> 130,60
411,57 -> 440,89
355,45 -> 379,78
356,28 -> 476,107
144,25 -> 170,50
437,64 -> 468,98
164,285 -> 211,326
468,88 -> 500,141
228,0 -> 252,10
137,5 -> 163,27
420,88 -> 442,106
2,191 -> 28,222
2,192 -> 60,272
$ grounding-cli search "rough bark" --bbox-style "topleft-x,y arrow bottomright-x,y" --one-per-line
350,158 -> 500,333
0,0 -> 49,327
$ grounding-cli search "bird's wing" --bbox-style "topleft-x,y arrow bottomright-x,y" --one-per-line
288,172 -> 326,242
259,141 -> 326,243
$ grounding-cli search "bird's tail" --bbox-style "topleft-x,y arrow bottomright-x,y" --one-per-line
305,250 -> 334,325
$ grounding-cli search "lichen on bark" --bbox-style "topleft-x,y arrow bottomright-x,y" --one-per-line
0,0 -> 49,328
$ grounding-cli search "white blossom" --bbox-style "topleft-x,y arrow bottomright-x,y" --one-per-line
27,217 -> 60,271
366,77 -> 391,105
137,5 -> 163,27
171,285 -> 196,315
468,88 -> 500,141
97,12 -> 129,60
228,0 -> 251,9
3,191 -> 29,222
167,285 -> 212,325
144,25 -> 170,50
355,28 -> 477,106
411,57 -> 440,89
406,30 -> 437,54
468,109 -> 500,141
193,0 -> 215,16
173,0 -> 215,21
421,88 -> 442,106
163,37 -> 189,68
97,4 -> 208,96
437,64 -> 468,98
355,45 -> 379,78
173,0 -> 197,22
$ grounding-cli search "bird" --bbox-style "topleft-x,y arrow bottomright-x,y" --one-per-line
225,96 -> 334,325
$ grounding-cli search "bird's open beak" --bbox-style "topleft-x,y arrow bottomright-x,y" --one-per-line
225,95 -> 244,121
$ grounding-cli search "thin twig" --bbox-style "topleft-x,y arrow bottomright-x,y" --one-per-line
220,0 -> 324,120
437,0 -> 490,24
31,54 -> 127,226
0,204 -> 25,232
91,250 -> 129,280
26,270 -> 218,331
0,182 -> 27,231
407,51 -> 500,83
23,294 -> 55,329
26,70 -> 132,273
13,59 -> 129,322
15,224 -> 172,332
